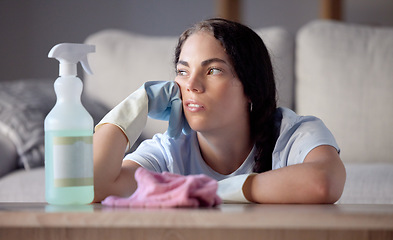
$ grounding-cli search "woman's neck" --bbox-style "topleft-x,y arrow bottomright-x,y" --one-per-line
197,123 -> 253,175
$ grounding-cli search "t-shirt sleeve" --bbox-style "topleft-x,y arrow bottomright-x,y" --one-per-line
287,117 -> 340,166
273,111 -> 340,169
124,134 -> 170,173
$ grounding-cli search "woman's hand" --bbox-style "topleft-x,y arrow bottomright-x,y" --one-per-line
96,81 -> 190,152
144,81 -> 191,137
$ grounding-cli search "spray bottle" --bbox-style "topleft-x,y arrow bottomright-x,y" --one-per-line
45,43 -> 95,205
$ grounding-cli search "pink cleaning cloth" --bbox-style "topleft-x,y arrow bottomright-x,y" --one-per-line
102,167 -> 221,208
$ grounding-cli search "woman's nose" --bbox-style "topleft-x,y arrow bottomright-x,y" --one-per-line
186,73 -> 205,93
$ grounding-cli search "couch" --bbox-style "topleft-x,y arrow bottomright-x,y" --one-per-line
1,20 -> 392,204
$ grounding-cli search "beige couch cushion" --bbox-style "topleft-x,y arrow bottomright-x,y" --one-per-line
296,20 -> 393,163
338,163 -> 393,204
84,27 -> 294,138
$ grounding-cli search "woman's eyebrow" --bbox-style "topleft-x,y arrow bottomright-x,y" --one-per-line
201,58 -> 226,66
177,60 -> 189,67
177,58 -> 228,67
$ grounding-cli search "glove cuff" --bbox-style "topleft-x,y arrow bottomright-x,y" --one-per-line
95,88 -> 148,151
217,173 -> 257,203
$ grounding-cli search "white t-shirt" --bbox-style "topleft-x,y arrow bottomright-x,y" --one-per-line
125,107 -> 339,181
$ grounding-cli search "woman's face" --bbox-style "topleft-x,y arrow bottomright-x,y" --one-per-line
175,31 -> 250,134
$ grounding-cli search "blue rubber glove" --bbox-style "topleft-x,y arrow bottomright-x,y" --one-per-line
144,81 -> 191,138
96,81 -> 191,151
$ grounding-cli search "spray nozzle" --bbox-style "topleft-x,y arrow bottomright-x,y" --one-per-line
48,43 -> 95,76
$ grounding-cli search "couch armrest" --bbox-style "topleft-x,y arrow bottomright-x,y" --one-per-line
0,131 -> 18,178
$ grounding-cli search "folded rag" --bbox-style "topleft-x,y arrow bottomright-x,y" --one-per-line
102,168 -> 221,208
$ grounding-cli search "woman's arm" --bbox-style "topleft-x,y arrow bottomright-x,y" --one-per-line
93,123 -> 141,203
243,145 -> 346,204
92,81 -> 187,203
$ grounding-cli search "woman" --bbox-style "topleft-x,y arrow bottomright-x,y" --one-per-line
93,18 -> 346,204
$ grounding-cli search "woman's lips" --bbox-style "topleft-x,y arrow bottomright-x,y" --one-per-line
188,103 -> 202,108
184,100 -> 204,112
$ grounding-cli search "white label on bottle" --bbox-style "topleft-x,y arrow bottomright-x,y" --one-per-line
53,136 -> 93,187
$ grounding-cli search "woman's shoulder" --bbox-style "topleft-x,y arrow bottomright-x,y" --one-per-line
151,130 -> 197,147
275,107 -> 324,133
272,107 -> 339,168
125,131 -> 198,173
143,130 -> 200,161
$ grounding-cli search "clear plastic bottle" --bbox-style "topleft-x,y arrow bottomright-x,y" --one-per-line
45,43 -> 95,205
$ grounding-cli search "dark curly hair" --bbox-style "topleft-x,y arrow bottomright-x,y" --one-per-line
174,18 -> 277,173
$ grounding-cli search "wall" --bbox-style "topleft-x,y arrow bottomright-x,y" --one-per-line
1,0 -> 392,81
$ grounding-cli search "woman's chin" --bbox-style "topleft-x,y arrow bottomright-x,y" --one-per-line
186,122 -> 206,133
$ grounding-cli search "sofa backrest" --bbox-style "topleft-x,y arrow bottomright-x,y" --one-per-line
84,30 -> 177,138
296,20 -> 393,163
84,27 -> 294,138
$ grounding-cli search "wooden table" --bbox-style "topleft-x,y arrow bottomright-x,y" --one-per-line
0,203 -> 392,240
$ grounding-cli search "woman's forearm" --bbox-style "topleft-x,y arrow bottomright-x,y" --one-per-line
243,146 -> 346,204
93,124 -> 139,202
243,163 -> 336,203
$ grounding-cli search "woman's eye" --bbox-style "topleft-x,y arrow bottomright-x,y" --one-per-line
208,68 -> 222,75
176,69 -> 188,76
